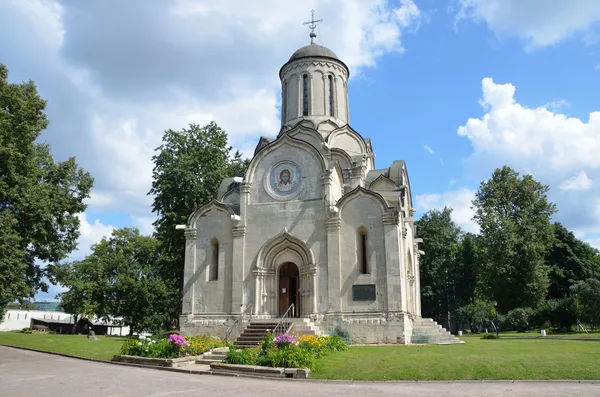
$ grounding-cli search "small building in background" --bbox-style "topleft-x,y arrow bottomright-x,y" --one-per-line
0,309 -> 129,336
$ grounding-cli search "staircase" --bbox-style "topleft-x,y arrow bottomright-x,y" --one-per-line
233,318 -> 320,348
233,319 -> 280,348
195,347 -> 230,364
411,317 -> 464,344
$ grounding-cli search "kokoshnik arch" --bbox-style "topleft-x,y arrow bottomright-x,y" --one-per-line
178,21 -> 431,344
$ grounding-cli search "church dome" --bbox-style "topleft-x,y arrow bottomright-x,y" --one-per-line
289,43 -> 339,61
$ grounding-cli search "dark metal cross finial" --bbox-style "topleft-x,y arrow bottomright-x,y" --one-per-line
303,10 -> 323,44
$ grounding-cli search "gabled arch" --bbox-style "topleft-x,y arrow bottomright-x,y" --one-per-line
317,119 -> 342,132
245,133 -> 327,184
336,186 -> 389,214
369,174 -> 397,191
286,123 -> 327,152
330,148 -> 353,170
187,200 -> 236,226
326,124 -> 368,157
256,228 -> 315,270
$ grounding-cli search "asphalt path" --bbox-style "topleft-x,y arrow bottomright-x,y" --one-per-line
1,346 -> 599,397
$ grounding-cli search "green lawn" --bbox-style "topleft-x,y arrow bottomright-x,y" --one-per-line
3,332 -> 600,380
492,331 -> 600,339
0,332 -> 126,360
312,338 -> 600,380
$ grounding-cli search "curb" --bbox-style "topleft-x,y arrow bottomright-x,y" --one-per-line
2,345 -> 600,385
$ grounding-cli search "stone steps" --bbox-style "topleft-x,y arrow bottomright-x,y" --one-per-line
411,317 -> 464,345
195,347 -> 230,364
232,318 -> 320,348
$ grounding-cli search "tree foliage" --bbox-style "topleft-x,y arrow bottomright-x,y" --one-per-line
416,207 -> 476,325
571,278 -> 600,328
0,64 -> 93,317
473,166 -> 556,312
547,223 -> 599,300
56,228 -> 171,334
149,122 -> 248,323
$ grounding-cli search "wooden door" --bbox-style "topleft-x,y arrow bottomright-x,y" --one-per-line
278,262 -> 300,316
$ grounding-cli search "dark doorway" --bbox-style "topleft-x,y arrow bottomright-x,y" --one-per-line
278,262 -> 300,317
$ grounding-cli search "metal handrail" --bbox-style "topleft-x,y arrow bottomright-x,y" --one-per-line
272,303 -> 295,335
224,303 -> 253,344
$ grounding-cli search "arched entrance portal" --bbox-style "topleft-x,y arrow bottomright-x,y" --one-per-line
278,262 -> 300,317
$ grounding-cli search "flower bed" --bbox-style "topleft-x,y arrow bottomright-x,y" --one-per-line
224,332 -> 348,370
117,334 -> 226,359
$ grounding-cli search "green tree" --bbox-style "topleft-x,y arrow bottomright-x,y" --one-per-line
571,278 -> 600,328
149,122 -> 248,324
546,223 -> 598,300
0,64 -> 93,318
416,207 -> 462,324
473,166 -> 556,312
56,228 -> 171,334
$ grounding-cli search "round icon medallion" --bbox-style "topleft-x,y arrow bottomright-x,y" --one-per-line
268,161 -> 302,198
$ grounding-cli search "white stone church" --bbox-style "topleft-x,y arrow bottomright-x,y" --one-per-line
179,32 -> 460,344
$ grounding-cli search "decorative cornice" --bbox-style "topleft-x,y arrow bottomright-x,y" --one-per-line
320,170 -> 333,186
383,210 -> 400,226
326,218 -> 341,232
232,226 -> 246,238
300,264 -> 318,277
239,182 -> 252,194
184,228 -> 197,239
280,60 -> 348,79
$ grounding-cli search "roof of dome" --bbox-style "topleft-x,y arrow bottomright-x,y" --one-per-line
289,43 -> 339,61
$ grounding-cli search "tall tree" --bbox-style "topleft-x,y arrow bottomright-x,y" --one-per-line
416,207 -> 462,324
149,122 -> 248,324
56,228 -> 171,334
0,64 -> 93,317
473,166 -> 556,312
546,222 -> 599,300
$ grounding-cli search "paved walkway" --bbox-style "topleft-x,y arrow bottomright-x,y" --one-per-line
1,346 -> 599,396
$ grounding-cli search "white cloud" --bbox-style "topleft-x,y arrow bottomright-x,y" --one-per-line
455,0 -> 600,49
1,0 -> 423,261
423,145 -> 435,154
544,99 -> 570,112
415,188 -> 478,234
455,77 -> 600,238
73,213 -> 115,260
560,171 -> 593,191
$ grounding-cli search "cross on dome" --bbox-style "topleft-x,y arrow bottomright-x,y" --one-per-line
303,10 -> 323,44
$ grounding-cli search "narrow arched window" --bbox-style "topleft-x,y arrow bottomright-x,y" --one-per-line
328,75 -> 335,117
302,74 -> 309,116
283,82 -> 288,120
358,227 -> 368,274
210,239 -> 219,281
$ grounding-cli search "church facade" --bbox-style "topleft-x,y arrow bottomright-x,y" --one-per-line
179,37 -> 425,344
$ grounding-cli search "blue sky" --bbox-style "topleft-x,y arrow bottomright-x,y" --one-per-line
2,0 -> 600,301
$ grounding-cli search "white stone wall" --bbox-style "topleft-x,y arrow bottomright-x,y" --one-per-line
188,208 -> 233,315
339,195 -> 387,312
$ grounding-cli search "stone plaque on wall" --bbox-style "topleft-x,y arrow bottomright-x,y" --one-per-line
352,284 -> 376,301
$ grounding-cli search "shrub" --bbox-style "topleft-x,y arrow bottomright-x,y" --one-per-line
531,299 -> 576,332
185,335 -> 225,356
225,346 -> 258,365
458,300 -> 497,333
505,307 -> 534,332
481,333 -> 500,339
21,328 -> 32,334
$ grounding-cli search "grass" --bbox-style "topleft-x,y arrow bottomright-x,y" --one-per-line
312,337 -> 600,380
493,331 -> 600,339
3,332 -> 600,380
0,332 -> 126,360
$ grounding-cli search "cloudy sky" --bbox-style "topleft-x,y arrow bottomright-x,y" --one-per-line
2,0 -> 600,300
